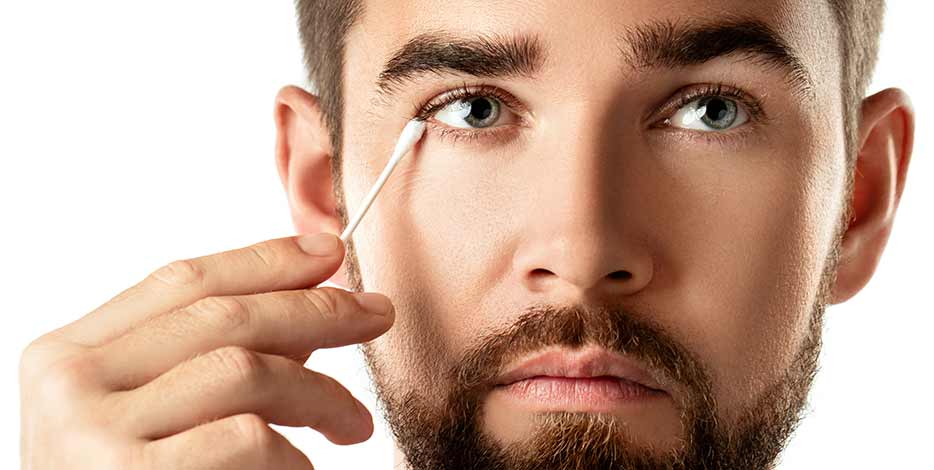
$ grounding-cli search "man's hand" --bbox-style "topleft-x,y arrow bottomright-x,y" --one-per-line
19,233 -> 393,469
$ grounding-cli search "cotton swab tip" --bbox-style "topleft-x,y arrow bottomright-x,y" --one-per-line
339,119 -> 427,244
395,119 -> 427,155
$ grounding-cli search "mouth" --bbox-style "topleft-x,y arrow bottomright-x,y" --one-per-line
492,346 -> 668,410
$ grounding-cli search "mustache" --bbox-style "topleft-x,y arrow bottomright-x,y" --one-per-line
373,300 -> 826,470
448,304 -> 713,407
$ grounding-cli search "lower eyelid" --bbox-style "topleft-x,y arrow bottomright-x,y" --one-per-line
427,120 -> 524,146
651,120 -> 763,149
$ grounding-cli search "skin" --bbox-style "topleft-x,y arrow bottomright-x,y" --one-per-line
20,233 -> 390,468
18,0 -> 913,469
277,0 -> 914,466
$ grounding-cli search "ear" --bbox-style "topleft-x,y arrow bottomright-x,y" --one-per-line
274,85 -> 350,289
830,88 -> 915,304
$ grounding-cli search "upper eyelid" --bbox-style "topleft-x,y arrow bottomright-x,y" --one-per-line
649,85 -> 766,129
414,83 -> 525,121
415,82 -> 765,131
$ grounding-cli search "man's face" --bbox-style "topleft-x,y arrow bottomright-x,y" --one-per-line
337,0 -> 847,467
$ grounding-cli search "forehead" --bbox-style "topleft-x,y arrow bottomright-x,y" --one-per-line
356,0 -> 829,38
350,1 -> 835,65
343,0 -> 840,124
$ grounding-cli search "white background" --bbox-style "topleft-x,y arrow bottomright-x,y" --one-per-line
0,2 -> 930,468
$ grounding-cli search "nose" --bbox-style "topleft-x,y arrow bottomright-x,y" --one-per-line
512,121 -> 654,301
514,227 -> 654,300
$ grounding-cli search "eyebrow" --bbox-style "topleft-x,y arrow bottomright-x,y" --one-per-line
374,31 -> 545,99
374,17 -> 813,102
620,19 -> 813,97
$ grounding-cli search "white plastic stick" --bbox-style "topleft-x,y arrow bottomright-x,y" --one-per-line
340,119 -> 427,244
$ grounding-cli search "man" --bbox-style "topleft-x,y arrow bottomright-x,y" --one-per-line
19,0 -> 914,469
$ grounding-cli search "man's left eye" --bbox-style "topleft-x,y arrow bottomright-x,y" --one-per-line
435,96 -> 510,129
670,96 -> 749,131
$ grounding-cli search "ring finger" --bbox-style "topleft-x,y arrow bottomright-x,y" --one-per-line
109,346 -> 373,445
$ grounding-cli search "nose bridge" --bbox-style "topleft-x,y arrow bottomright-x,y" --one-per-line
513,110 -> 654,299
544,119 -> 613,239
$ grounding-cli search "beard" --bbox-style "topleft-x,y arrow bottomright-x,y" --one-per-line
338,195 -> 843,470
362,300 -> 823,470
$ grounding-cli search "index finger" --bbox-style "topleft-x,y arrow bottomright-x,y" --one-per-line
60,232 -> 346,346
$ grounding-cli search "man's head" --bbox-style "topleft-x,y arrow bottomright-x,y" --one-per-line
274,1 -> 914,468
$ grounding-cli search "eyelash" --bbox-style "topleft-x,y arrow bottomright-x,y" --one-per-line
655,83 -> 766,127
412,82 -> 522,121
412,82 -> 766,144
411,82 -> 526,145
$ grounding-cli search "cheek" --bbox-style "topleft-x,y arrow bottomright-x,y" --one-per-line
376,133 -> 520,329
348,135 -> 517,397
658,122 -> 844,422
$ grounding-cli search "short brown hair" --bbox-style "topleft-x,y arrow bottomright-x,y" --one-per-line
826,0 -> 886,231
294,0 -> 363,253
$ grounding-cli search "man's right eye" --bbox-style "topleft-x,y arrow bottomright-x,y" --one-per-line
435,96 -> 511,129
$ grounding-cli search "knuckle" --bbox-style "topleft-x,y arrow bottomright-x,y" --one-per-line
34,353 -> 97,404
314,372 -> 346,401
19,337 -> 50,381
150,259 -> 204,288
192,295 -> 250,332
245,243 -> 280,270
306,374 -> 350,426
301,288 -> 344,321
231,413 -> 275,452
209,346 -> 264,385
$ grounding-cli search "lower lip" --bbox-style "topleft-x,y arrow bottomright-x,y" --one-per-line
495,376 -> 666,411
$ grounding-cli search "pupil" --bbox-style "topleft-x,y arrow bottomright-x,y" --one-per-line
469,98 -> 493,120
704,98 -> 728,121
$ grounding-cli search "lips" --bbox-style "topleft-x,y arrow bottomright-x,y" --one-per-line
493,346 -> 666,394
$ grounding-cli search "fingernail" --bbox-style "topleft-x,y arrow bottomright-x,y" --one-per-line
297,233 -> 341,256
352,292 -> 393,316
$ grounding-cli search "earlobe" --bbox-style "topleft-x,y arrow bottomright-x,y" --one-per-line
830,88 -> 915,304
274,85 -> 351,288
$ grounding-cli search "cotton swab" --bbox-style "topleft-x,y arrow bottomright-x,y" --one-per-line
339,119 -> 427,244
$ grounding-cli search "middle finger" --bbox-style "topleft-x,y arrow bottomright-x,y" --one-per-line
96,286 -> 393,389
110,347 -> 373,445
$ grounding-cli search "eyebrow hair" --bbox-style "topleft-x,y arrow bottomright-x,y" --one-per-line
375,31 -> 545,99
620,19 -> 814,97
373,17 -> 813,103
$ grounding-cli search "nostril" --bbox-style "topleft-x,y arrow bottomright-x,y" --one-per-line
530,268 -> 553,278
608,270 -> 632,281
